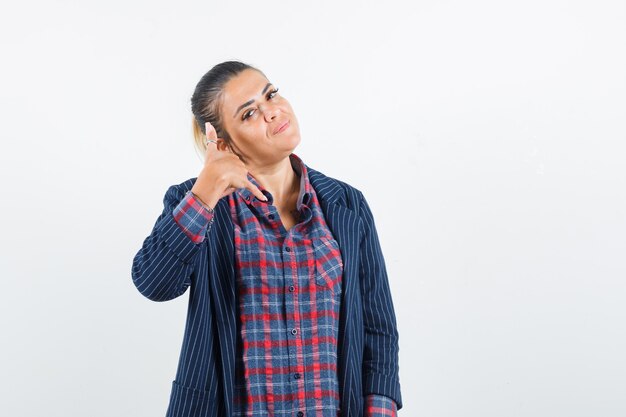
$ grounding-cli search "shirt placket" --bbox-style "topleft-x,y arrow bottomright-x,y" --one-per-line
283,235 -> 308,417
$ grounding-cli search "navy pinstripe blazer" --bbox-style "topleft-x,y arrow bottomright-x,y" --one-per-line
132,164 -> 402,417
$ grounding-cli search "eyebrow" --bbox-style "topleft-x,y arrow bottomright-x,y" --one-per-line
233,82 -> 273,118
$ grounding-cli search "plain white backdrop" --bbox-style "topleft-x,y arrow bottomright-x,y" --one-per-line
1,1 -> 625,416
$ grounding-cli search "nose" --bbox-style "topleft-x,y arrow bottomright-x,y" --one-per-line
260,103 -> 280,122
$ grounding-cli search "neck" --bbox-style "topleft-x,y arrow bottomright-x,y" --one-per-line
248,154 -> 300,207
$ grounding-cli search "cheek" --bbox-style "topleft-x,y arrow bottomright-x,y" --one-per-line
241,121 -> 266,138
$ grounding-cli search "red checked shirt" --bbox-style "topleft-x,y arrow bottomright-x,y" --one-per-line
172,153 -> 398,417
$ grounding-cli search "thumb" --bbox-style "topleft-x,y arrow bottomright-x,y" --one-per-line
203,122 -> 221,158
205,121 -> 218,142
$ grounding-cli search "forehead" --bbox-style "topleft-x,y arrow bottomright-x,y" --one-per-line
221,69 -> 270,111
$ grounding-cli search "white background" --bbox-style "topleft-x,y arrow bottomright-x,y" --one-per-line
1,1 -> 625,416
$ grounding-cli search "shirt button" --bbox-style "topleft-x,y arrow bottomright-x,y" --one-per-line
294,373 -> 301,379
269,214 -> 274,219
289,285 -> 295,292
245,195 -> 250,201
297,412 -> 304,417
291,328 -> 298,335
285,247 -> 291,252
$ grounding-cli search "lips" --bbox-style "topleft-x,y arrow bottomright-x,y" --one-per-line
273,120 -> 290,135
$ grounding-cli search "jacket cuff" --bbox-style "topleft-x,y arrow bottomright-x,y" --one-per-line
364,393 -> 397,416
363,372 -> 403,411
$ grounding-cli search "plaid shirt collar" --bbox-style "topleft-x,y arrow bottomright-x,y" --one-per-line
236,152 -> 312,208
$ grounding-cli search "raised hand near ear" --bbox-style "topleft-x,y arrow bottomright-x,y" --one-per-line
191,122 -> 268,210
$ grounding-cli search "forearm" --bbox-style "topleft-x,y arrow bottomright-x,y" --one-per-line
131,185 -> 206,301
358,191 -> 403,410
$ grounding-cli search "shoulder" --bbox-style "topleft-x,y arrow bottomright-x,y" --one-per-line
161,177 -> 197,203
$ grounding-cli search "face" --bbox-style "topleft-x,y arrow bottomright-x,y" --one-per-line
219,69 -> 301,167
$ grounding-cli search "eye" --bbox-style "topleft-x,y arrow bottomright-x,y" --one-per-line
242,88 -> 280,121
268,87 -> 279,99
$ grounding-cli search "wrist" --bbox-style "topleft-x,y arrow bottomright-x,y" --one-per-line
189,189 -> 216,212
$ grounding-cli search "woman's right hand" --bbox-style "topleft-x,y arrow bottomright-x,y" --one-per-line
190,122 -> 268,210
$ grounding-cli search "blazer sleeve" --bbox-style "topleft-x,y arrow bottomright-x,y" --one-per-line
358,191 -> 403,410
131,184 -> 206,302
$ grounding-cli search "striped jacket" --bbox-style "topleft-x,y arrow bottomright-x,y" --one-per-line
131,163 -> 403,417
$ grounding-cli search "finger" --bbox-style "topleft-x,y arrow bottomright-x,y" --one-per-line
203,122 -> 219,157
242,167 -> 269,192
204,138 -> 230,158
244,178 -> 268,202
203,138 -> 218,159
221,186 -> 237,198
205,121 -> 218,141
205,139 -> 218,150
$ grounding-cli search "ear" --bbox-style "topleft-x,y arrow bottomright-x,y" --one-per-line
216,139 -> 229,152
225,135 -> 237,150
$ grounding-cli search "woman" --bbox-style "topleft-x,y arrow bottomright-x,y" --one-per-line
132,61 -> 402,417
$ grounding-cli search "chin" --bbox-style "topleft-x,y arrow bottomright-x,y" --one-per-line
280,131 -> 301,147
